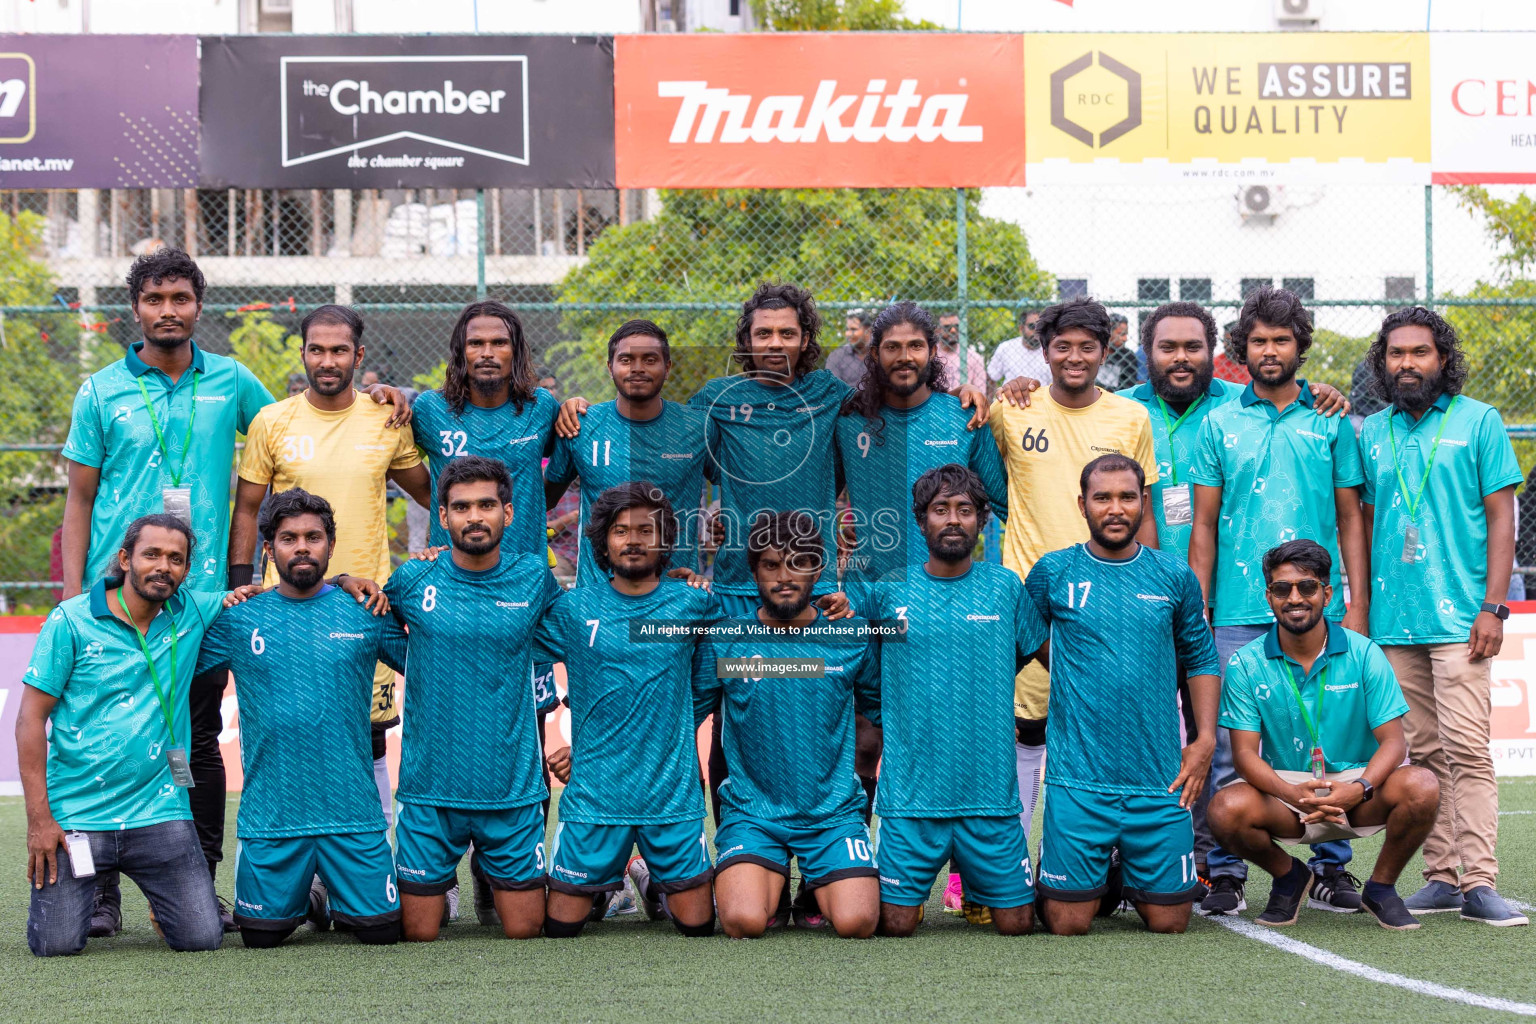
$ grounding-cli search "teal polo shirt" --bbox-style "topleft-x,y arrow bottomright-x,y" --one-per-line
1359,392 -> 1523,645
1219,621 -> 1410,773
62,342 -> 274,592
1188,380 -> 1365,627
1117,377 -> 1239,559
23,580 -> 227,831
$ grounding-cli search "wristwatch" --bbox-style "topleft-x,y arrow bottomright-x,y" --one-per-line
1352,778 -> 1375,803
1481,602 -> 1511,621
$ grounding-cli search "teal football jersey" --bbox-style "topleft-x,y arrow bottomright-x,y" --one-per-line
545,400 -> 712,588
1027,544 -> 1220,797
384,552 -> 562,810
196,586 -> 407,838
863,561 -> 1048,817
533,580 -> 720,825
410,387 -> 559,558
835,392 -> 1009,583
693,609 -> 879,827
688,370 -> 850,595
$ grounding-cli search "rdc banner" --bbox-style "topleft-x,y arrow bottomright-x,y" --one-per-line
1023,32 -> 1431,183
198,34 -> 616,189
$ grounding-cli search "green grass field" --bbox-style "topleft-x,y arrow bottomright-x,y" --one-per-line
2,785 -> 1535,1023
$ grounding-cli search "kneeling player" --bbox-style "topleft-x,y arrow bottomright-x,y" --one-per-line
196,489 -> 407,947
863,465 -> 1047,936
696,511 -> 880,939
385,457 -> 560,941
534,482 -> 720,937
1209,540 -> 1440,930
1027,455 -> 1220,936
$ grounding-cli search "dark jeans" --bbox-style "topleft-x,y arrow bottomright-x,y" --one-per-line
188,664 -> 230,870
28,818 -> 223,956
1197,624 -> 1352,881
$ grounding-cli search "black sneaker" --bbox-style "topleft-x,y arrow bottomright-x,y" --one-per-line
1198,876 -> 1247,916
1097,848 -> 1125,918
217,894 -> 239,933
1362,888 -> 1421,931
306,877 -> 332,932
1256,859 -> 1313,927
1309,868 -> 1363,913
586,891 -> 614,922
88,874 -> 122,938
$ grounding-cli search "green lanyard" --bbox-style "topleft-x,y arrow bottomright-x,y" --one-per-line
1154,394 -> 1205,486
116,588 -> 179,747
135,371 -> 199,488
1281,659 -> 1327,756
1387,396 -> 1458,524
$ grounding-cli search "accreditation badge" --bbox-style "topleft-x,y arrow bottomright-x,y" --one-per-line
1161,483 -> 1194,526
162,486 -> 193,527
166,747 -> 195,788
1400,524 -> 1420,565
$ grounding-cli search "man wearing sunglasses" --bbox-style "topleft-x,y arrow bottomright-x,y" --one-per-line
1187,286 -> 1370,915
1208,540 -> 1440,930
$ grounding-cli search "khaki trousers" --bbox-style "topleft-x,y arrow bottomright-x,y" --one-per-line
1383,643 -> 1498,891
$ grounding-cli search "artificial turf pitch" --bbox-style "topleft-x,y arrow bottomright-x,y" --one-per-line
2,785 -> 1535,1023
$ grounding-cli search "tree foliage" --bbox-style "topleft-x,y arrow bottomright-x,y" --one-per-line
553,188 -> 1052,400
749,0 -> 937,30
226,308 -> 304,400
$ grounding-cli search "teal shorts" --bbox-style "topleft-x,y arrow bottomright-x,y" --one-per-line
233,831 -> 400,931
714,812 -> 877,890
1037,785 -> 1203,905
874,816 -> 1033,909
548,819 -> 712,895
394,801 -> 547,896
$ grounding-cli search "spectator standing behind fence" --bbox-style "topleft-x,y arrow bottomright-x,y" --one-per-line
987,306 -> 1051,386
825,309 -> 873,388
1096,314 -> 1141,391
1355,307 -> 1528,926
935,313 -> 989,394
1186,286 -> 1370,917
229,304 -> 431,830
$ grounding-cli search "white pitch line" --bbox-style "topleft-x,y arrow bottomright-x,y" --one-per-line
1212,915 -> 1536,1016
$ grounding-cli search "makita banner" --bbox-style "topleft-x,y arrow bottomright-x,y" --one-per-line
0,35 -> 198,187
199,35 -> 615,188
613,33 -> 1027,188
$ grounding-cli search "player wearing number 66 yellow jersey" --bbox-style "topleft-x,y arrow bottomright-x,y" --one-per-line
232,305 -> 432,820
986,297 -> 1159,837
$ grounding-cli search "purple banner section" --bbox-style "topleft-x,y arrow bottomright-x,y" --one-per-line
0,35 -> 198,187
0,628 -> 39,795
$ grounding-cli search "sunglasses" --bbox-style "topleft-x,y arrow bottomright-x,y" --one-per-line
1267,579 -> 1324,599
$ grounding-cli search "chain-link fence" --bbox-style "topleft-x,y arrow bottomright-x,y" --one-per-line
2,182 -> 1533,611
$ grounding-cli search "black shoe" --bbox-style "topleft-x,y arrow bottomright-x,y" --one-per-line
306,877 -> 332,932
1362,888 -> 1421,931
1097,848 -> 1125,918
587,891 -> 614,922
472,861 -> 500,927
1198,876 -> 1246,916
1256,859 -> 1313,927
1309,867 -> 1363,913
89,875 -> 122,938
217,895 -> 238,933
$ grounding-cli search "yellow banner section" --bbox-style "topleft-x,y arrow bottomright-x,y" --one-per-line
1025,32 -> 1430,180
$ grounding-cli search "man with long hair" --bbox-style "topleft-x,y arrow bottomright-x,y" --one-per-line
1357,307 -> 1526,925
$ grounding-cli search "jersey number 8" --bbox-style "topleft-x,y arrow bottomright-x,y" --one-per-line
422,586 -> 437,612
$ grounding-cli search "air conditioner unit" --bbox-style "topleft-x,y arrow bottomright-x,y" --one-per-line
1237,185 -> 1285,222
1275,0 -> 1321,23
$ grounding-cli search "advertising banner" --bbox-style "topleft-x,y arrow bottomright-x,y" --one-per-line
614,32 -> 1027,188
1431,32 -> 1536,184
1024,32 -> 1431,183
199,35 -> 615,188
0,35 -> 198,188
